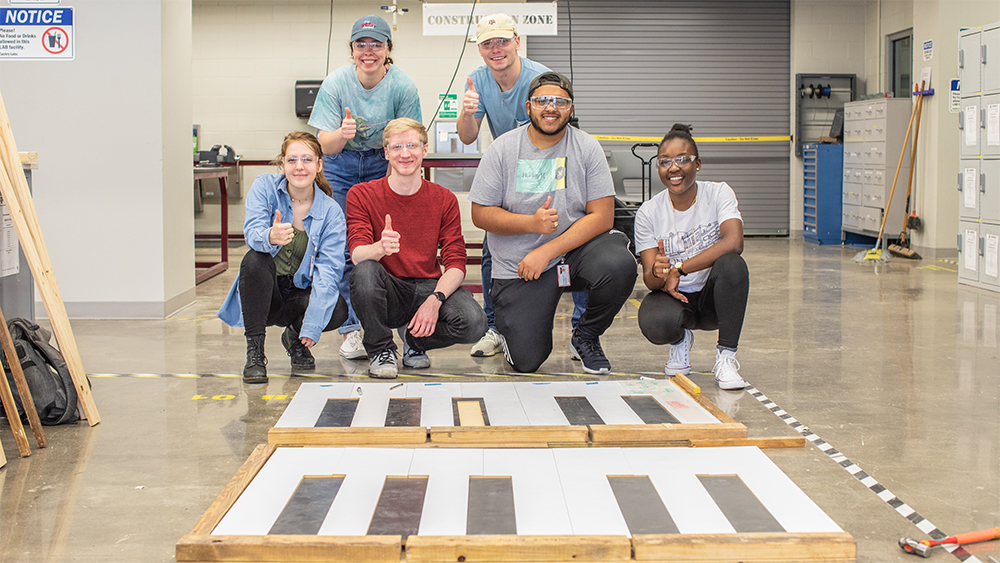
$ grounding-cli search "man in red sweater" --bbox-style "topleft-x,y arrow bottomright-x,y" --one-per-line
347,118 -> 488,378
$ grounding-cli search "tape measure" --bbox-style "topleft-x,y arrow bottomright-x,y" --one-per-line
591,134 -> 792,143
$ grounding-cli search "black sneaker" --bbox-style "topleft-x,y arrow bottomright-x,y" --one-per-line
243,335 -> 268,384
282,326 -> 316,373
568,332 -> 611,375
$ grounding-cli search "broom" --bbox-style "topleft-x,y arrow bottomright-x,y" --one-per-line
855,85 -> 921,264
889,81 -> 924,260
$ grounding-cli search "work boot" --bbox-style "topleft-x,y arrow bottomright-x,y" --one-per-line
282,326 -> 315,373
243,335 -> 267,384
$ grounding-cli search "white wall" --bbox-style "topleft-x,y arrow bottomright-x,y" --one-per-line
789,0 -> 868,237
0,0 -> 195,318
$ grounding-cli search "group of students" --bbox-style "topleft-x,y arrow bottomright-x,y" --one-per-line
218,13 -> 750,390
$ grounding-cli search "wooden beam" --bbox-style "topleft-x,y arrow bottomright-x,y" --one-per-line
589,423 -> 747,444
186,443 -> 275,536
406,535 -> 632,562
631,532 -> 856,562
429,425 -> 590,445
690,437 -> 806,449
0,306 -> 46,447
267,426 -> 428,447
0,353 -> 30,456
0,433 -> 6,466
671,372 -> 700,394
176,535 -> 402,562
0,92 -> 100,425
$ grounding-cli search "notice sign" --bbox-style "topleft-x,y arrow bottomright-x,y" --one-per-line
0,7 -> 73,60
423,3 -> 557,37
438,93 -> 458,119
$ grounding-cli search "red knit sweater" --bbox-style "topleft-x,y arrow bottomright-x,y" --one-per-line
347,177 -> 467,279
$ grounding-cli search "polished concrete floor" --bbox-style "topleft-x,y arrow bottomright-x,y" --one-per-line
1,237 -> 998,563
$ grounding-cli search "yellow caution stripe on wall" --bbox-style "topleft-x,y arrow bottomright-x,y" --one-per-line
592,134 -> 792,143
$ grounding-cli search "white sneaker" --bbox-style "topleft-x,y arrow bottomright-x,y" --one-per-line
339,330 -> 367,360
471,328 -> 503,357
665,329 -> 693,375
368,348 -> 398,379
713,349 -> 746,390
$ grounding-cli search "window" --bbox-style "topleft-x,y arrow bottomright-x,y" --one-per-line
888,30 -> 912,97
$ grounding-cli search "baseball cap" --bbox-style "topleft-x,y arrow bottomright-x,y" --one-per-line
351,15 -> 391,43
528,72 -> 574,100
476,13 -> 516,43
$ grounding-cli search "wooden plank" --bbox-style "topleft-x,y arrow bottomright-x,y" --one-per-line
589,423 -> 747,444
671,373 -> 700,394
429,425 -> 589,445
268,426 -> 427,447
18,151 -> 37,164
187,443 -> 276,536
405,535 -> 631,562
690,437 -> 806,449
0,432 -> 6,466
683,388 -> 736,425
631,532 -> 857,562
0,93 -> 99,425
455,399 -> 486,427
176,534 -> 402,562
0,350 -> 30,457
0,305 -> 46,447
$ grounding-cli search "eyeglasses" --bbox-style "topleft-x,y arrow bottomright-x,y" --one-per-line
656,155 -> 698,168
529,96 -> 573,111
352,40 -> 385,51
386,142 -> 423,154
479,38 -> 512,50
283,155 -> 317,165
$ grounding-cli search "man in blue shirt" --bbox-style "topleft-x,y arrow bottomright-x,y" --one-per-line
458,13 -> 585,359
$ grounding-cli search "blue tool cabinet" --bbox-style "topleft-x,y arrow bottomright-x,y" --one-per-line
802,144 -> 844,245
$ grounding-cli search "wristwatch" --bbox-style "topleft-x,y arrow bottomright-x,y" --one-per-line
673,261 -> 686,276
432,291 -> 446,303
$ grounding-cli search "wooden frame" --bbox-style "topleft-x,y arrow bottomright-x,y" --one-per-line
177,445 -> 854,563
266,379 -> 804,449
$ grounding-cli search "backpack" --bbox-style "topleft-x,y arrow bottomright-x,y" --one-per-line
1,318 -> 80,425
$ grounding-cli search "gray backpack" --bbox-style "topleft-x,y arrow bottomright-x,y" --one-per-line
1,318 -> 80,425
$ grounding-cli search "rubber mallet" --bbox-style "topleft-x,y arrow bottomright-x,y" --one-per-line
899,527 -> 1000,557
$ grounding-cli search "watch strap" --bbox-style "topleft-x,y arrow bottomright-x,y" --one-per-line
432,291 -> 446,303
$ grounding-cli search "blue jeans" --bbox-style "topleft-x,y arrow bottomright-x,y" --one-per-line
322,148 -> 388,334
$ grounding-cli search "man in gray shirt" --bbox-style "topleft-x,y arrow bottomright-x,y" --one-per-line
469,72 -> 637,374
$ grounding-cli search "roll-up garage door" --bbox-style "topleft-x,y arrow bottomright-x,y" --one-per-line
527,0 -> 790,235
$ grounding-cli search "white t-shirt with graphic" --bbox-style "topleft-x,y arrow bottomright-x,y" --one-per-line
633,181 -> 742,293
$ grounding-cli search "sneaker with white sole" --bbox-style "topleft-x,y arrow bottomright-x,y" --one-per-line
713,349 -> 746,390
397,327 -> 430,369
368,348 -> 398,379
339,330 -> 367,360
569,332 -> 611,374
471,328 -> 503,357
665,329 -> 693,375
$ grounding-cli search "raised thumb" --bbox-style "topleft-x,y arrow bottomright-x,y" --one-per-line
344,107 -> 352,120
542,196 -> 552,210
466,77 -> 476,93
658,239 -> 665,255
274,209 -> 282,224
384,214 -> 392,231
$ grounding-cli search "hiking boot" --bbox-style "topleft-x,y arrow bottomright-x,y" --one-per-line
339,330 -> 367,360
568,332 -> 611,375
713,349 -> 747,390
398,327 -> 430,369
242,335 -> 267,384
665,329 -> 693,375
368,348 -> 398,379
471,328 -> 503,357
282,326 -> 315,373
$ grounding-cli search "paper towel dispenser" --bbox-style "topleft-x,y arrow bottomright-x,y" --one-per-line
295,80 -> 324,118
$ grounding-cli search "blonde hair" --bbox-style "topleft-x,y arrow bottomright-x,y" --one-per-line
382,118 -> 428,146
271,131 -> 332,197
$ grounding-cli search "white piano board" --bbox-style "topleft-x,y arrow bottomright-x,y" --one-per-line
274,381 -> 718,429
212,446 -> 843,537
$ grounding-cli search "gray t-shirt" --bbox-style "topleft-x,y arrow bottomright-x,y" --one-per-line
469,126 -> 615,279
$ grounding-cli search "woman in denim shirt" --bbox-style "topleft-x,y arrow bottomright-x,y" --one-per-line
307,14 -> 422,361
218,132 -> 348,383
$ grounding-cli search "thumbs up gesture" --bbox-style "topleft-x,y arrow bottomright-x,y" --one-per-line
533,196 -> 559,234
653,239 -> 671,278
269,209 -> 295,246
341,107 -> 356,141
379,214 -> 400,256
463,77 -> 479,116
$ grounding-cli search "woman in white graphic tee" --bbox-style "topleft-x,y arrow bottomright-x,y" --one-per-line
633,124 -> 750,390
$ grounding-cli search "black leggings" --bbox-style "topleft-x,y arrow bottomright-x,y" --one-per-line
637,253 -> 749,350
238,250 -> 347,338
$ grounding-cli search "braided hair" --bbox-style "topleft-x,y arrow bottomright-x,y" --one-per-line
659,123 -> 698,157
